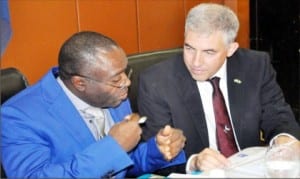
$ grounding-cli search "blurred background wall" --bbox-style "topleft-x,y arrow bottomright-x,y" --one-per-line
1,0 -> 249,84
250,0 -> 299,120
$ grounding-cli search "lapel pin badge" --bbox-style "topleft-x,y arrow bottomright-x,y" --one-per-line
233,78 -> 242,84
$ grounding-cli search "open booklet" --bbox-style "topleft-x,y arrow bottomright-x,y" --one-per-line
168,146 -> 267,178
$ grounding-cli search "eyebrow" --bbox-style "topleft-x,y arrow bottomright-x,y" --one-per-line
108,67 -> 126,80
184,43 -> 216,53
183,43 -> 195,50
203,49 -> 216,53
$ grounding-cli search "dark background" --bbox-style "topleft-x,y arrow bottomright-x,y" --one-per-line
250,0 -> 300,122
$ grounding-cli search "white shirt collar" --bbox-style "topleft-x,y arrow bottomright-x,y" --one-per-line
56,77 -> 90,111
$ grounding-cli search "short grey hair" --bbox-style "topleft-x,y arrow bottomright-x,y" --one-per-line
185,3 -> 239,45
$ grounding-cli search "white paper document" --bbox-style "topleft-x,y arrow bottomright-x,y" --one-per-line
225,146 -> 267,177
168,146 -> 268,178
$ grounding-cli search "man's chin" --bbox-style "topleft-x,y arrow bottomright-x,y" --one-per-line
111,97 -> 128,108
192,75 -> 209,81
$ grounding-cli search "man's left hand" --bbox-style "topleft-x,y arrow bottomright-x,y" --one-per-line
156,125 -> 186,161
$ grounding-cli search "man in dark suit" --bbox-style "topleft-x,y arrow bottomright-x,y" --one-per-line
138,3 -> 300,174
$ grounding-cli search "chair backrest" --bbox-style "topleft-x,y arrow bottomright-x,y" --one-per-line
1,67 -> 28,178
1,67 -> 28,104
126,48 -> 183,112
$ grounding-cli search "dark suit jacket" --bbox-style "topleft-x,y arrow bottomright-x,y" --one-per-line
138,48 -> 300,172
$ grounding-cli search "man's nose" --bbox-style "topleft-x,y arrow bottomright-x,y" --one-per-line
192,52 -> 204,66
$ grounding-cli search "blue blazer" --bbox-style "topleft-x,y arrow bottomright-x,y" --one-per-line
1,67 -> 185,178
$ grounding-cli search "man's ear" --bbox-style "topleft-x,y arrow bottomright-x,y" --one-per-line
71,76 -> 86,91
227,42 -> 239,57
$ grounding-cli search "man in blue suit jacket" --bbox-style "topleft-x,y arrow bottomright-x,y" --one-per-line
138,3 -> 300,174
1,31 -> 186,178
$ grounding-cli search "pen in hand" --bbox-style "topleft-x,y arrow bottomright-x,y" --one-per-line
138,116 -> 147,124
124,114 -> 147,124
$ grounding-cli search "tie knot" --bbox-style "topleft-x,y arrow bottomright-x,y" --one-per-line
208,77 -> 220,90
81,107 -> 103,119
81,107 -> 106,140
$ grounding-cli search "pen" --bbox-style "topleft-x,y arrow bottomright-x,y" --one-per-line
138,116 -> 147,124
127,68 -> 133,79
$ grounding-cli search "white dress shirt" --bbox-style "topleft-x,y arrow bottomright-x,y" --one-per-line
196,60 -> 240,151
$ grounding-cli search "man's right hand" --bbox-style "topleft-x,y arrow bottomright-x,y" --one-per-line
108,113 -> 142,152
187,148 -> 230,172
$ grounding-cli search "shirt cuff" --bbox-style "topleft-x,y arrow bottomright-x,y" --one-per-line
269,133 -> 297,146
185,154 -> 198,174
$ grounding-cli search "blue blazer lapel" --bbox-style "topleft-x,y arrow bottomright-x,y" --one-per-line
41,68 -> 95,146
50,98 -> 95,145
108,98 -> 132,123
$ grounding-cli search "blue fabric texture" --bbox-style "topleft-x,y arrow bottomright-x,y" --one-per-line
0,0 -> 12,56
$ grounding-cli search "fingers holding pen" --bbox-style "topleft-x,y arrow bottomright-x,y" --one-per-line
124,113 -> 140,122
109,113 -> 142,152
124,113 -> 147,124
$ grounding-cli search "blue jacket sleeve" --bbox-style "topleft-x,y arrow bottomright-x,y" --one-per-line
126,137 -> 186,177
109,99 -> 186,177
1,107 -> 133,178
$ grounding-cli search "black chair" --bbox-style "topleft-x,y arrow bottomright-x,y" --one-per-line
1,67 -> 29,178
1,67 -> 29,104
126,48 -> 183,113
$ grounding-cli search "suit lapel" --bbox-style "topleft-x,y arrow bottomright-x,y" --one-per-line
227,53 -> 246,141
41,69 -> 95,146
49,98 -> 95,146
174,59 -> 209,147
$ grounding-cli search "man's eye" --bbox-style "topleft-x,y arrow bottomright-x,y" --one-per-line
111,79 -> 121,83
205,50 -> 215,55
111,77 -> 122,83
184,46 -> 192,50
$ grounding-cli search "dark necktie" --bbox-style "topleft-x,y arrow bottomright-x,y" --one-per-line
208,77 -> 238,157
